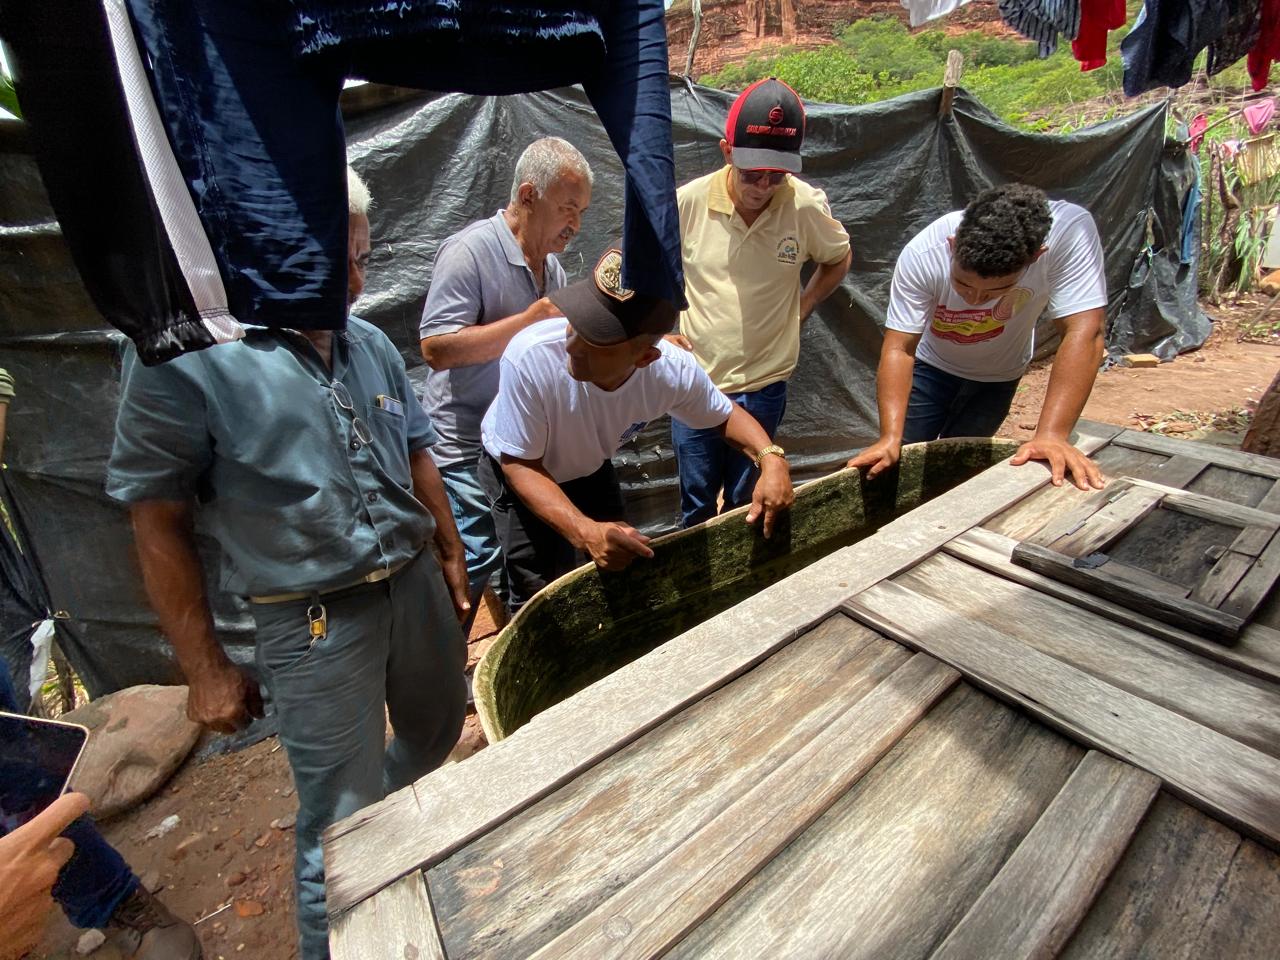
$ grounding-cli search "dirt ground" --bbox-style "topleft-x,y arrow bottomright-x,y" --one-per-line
32,303 -> 1280,960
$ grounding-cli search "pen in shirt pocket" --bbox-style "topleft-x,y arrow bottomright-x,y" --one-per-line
375,395 -> 404,417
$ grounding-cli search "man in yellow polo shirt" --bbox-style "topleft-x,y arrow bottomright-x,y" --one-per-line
671,77 -> 851,527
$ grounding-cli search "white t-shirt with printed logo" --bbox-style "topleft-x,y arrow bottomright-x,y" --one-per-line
885,199 -> 1107,382
481,319 -> 734,484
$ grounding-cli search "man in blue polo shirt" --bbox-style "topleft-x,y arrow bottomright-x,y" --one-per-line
420,137 -> 592,622
107,168 -> 469,960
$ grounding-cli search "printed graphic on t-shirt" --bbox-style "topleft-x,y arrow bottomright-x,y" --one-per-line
776,236 -> 799,265
930,288 -> 1032,345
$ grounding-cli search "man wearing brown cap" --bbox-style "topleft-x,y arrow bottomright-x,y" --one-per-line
479,248 -> 795,612
672,78 -> 851,528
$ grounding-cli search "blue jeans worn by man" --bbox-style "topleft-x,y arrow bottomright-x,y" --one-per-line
901,359 -> 1021,444
672,380 -> 787,528
437,457 -> 508,623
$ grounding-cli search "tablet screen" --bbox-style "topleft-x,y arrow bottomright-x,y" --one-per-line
0,711 -> 88,832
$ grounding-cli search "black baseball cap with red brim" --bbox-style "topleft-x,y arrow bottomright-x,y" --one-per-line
725,77 -> 806,173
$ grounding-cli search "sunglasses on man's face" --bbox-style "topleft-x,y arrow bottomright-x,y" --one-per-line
737,168 -> 787,186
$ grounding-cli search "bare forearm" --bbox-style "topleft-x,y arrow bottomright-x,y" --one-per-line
720,404 -> 772,460
129,502 -> 226,678
876,344 -> 917,444
421,300 -> 555,369
1039,326 -> 1105,441
501,457 -> 591,548
800,250 -> 852,320
409,448 -> 464,555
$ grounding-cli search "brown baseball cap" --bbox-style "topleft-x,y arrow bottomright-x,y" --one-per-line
550,247 -> 678,345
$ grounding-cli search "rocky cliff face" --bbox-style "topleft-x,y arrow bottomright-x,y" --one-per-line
666,0 -> 1011,78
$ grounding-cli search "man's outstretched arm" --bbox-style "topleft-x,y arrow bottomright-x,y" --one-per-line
847,329 -> 920,477
1010,307 -> 1106,490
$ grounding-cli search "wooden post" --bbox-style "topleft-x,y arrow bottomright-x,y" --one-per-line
940,50 -> 964,119
1244,369 -> 1280,458
684,0 -> 703,78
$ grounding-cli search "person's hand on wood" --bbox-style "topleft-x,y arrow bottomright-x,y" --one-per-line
187,659 -> 264,734
578,520 -> 654,571
0,791 -> 90,960
1010,435 -> 1104,491
746,457 -> 794,538
847,436 -> 901,479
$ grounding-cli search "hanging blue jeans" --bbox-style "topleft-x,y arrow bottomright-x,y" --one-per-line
672,380 -> 788,528
901,360 -> 1022,443
0,660 -> 138,929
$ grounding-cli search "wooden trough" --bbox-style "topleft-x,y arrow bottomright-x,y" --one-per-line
475,437 -> 1019,741
324,421 -> 1280,959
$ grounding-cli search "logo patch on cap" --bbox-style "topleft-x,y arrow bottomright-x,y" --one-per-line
594,249 -> 634,303
768,104 -> 784,125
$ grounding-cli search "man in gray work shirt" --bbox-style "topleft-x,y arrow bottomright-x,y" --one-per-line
420,137 -> 592,620
107,168 -> 468,960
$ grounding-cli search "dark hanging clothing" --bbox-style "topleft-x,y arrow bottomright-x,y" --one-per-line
1120,0 -> 1231,96
1,0 -> 682,366
1208,0 -> 1263,76
998,0 -> 1082,57
1248,0 -> 1280,90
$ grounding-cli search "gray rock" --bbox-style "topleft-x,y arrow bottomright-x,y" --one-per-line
64,685 -> 201,819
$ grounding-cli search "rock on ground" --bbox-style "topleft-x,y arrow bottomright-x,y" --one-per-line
64,685 -> 201,820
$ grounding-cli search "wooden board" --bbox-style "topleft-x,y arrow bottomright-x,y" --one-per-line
1187,464 -> 1277,508
528,654 -> 959,960
322,421 -> 1123,919
986,444 -> 1204,543
844,579 -> 1280,848
329,870 -> 444,960
897,552 -> 1280,758
943,527 -> 1280,684
929,751 -> 1159,960
428,617 -> 914,959
1112,429 -> 1280,479
1060,794 -> 1280,959
1010,541 -> 1245,641
667,685 -> 1083,959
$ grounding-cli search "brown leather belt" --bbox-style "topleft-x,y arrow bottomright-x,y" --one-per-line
248,554 -> 415,604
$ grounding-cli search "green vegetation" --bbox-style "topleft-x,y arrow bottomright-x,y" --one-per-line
700,15 -> 1123,127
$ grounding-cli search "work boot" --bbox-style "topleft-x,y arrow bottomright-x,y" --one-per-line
107,885 -> 204,959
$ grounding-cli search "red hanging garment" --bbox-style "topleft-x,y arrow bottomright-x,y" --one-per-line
1249,0 -> 1280,90
1073,0 -> 1126,71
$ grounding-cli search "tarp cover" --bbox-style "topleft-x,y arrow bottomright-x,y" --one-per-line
0,80 -> 1204,696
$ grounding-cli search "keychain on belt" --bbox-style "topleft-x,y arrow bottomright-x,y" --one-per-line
307,602 -> 327,646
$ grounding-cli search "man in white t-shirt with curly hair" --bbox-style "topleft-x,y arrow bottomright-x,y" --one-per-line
849,183 -> 1108,491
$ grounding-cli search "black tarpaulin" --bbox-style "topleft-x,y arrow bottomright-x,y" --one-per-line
0,81 -> 1204,695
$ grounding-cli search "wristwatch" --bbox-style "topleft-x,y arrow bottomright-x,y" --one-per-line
754,444 -> 786,467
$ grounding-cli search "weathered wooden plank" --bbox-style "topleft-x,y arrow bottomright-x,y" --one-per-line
1231,480 -> 1280,554
1113,429 -> 1280,479
1221,525 -> 1280,619
1061,794 -> 1280,960
527,654 -> 959,960
322,420 -> 1123,918
943,527 -> 1280,684
898,553 -> 1280,758
430,617 -> 912,960
1187,464 -> 1276,507
1191,549 -> 1255,606
328,870 -> 444,960
843,579 -> 1280,848
667,685 -> 1084,960
929,752 -> 1159,960
1124,477 -> 1280,530
1050,487 -> 1164,558
1027,485 -> 1121,550
987,445 -> 1200,543
1010,541 -> 1244,641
